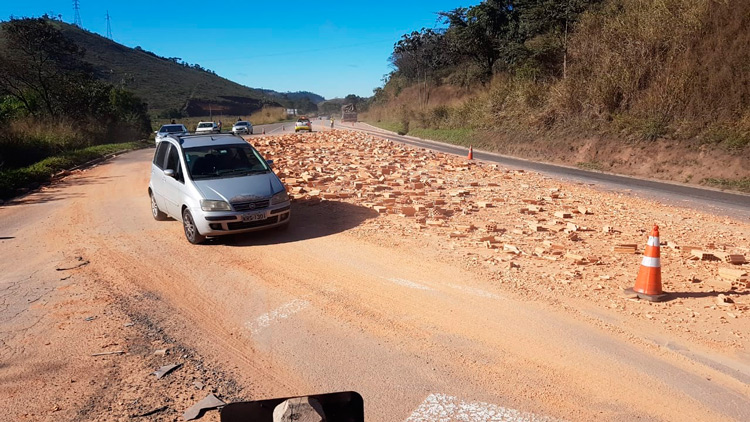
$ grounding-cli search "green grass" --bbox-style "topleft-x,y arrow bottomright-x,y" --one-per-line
576,161 -> 604,171
364,120 -> 405,134
700,177 -> 750,193
407,128 -> 476,146
0,141 -> 149,200
365,120 -> 476,146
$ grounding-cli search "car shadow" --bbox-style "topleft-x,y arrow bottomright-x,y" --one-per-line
663,289 -> 749,301
211,198 -> 379,246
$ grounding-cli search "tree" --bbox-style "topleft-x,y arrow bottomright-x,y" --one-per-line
516,0 -> 602,78
439,1 -> 520,79
390,29 -> 452,107
390,29 -> 450,83
0,17 -> 90,115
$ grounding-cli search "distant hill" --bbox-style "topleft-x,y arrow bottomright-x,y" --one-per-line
258,90 -> 326,105
25,21 -> 325,117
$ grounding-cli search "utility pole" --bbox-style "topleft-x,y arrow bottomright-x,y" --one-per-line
72,0 -> 82,27
105,10 -> 112,39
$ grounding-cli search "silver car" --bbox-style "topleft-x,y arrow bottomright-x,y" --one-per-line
155,124 -> 189,144
195,121 -> 219,134
148,133 -> 291,244
232,121 -> 253,135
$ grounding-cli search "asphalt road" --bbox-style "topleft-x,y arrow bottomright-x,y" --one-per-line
253,118 -> 331,135
341,123 -> 750,220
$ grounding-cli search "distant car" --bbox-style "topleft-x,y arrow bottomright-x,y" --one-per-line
232,121 -> 253,135
148,133 -> 291,244
195,121 -> 219,134
155,124 -> 189,143
295,117 -> 312,132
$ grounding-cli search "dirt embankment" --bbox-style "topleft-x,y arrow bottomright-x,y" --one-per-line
471,131 -> 748,189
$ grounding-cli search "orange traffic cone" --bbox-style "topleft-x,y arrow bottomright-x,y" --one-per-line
262,128 -> 265,134
467,146 -> 474,160
625,224 -> 668,302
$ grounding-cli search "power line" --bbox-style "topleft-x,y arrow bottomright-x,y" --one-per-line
72,0 -> 82,27
105,10 -> 112,39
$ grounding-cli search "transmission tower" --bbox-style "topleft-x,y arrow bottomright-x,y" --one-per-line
72,0 -> 82,27
105,10 -> 112,39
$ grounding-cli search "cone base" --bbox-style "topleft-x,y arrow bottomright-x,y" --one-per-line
624,287 -> 668,302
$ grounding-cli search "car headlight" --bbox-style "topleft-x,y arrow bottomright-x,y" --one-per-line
270,190 -> 290,205
200,200 -> 231,211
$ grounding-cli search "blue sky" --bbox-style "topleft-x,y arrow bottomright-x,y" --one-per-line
1,1 -> 473,99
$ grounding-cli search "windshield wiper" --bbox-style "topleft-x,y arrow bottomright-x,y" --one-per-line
217,168 -> 268,176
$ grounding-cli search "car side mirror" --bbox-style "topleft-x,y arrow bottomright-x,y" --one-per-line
164,169 -> 176,178
266,159 -> 274,168
154,131 -> 158,134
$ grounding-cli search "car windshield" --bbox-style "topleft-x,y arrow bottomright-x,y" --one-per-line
160,125 -> 185,133
184,144 -> 269,180
197,123 -> 213,128
235,122 -> 248,126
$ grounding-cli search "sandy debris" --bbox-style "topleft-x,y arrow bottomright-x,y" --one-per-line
253,130 -> 750,351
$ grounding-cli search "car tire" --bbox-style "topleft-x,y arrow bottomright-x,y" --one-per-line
182,208 -> 206,244
150,192 -> 168,221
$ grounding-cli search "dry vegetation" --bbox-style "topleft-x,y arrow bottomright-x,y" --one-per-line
247,106 -> 289,125
365,0 -> 750,189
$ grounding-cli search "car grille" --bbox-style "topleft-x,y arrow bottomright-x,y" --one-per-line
227,216 -> 278,230
232,199 -> 270,211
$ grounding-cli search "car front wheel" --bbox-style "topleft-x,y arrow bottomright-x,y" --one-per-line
182,208 -> 206,244
151,192 -> 168,221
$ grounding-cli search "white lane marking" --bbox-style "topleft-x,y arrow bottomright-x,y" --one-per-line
265,125 -> 284,134
386,277 -> 433,291
405,393 -> 564,422
445,283 -> 501,299
246,299 -> 310,334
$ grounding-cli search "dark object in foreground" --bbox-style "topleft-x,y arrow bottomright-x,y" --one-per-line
221,391 -> 363,422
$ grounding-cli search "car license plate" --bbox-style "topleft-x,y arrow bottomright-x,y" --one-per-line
242,212 -> 266,222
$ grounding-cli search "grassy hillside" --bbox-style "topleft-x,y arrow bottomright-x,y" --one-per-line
43,21 -> 324,117
52,22 -> 269,116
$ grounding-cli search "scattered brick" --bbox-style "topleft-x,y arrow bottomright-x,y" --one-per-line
718,267 -> 749,282
613,244 -> 638,254
690,250 -> 718,261
726,254 -> 747,264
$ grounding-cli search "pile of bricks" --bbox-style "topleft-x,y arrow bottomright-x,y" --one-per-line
252,130 -> 750,349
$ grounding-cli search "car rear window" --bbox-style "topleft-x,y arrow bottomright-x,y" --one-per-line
162,125 -> 185,133
198,123 -> 213,128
